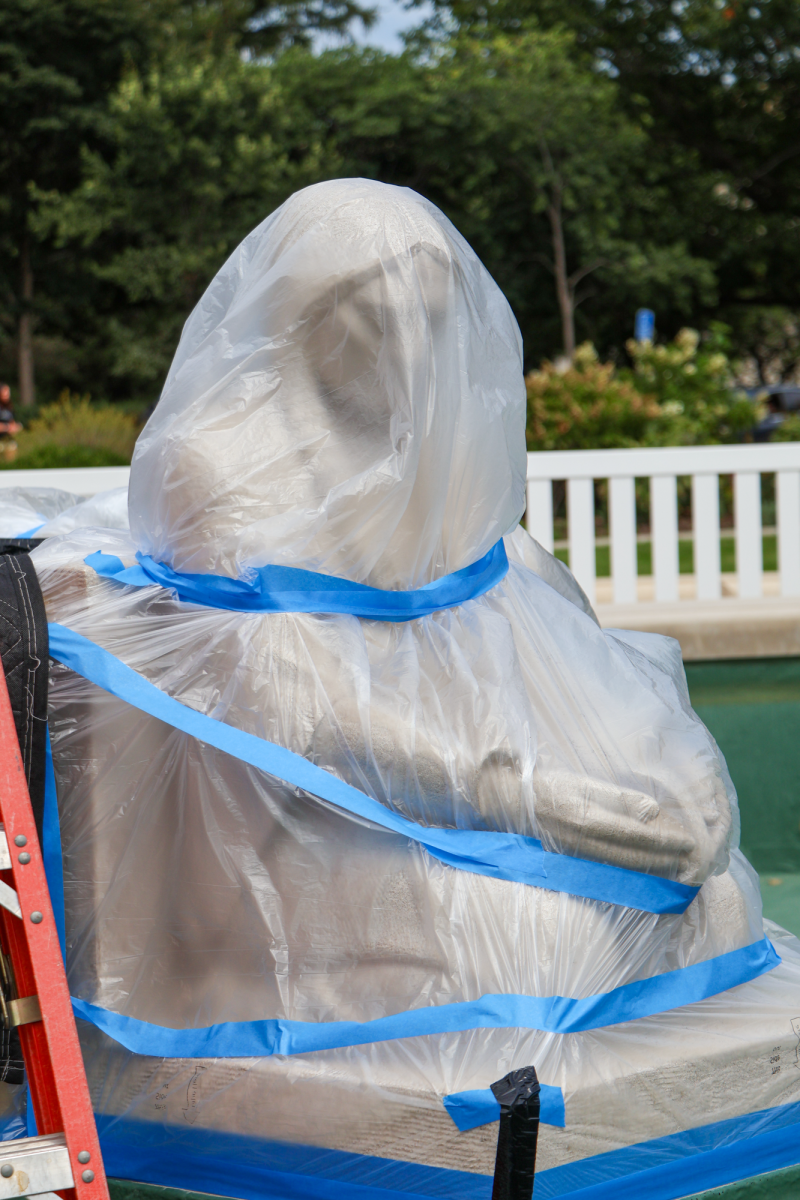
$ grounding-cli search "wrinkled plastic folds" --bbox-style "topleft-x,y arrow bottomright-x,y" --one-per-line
0,485 -> 129,538
17,179 -> 800,1195
0,486 -> 81,536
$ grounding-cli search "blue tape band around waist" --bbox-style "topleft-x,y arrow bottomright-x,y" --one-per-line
47,622 -> 700,916
443,1084 -> 566,1130
69,938 -> 778,1054
84,540 -> 510,619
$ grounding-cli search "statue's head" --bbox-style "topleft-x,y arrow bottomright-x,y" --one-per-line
130,179 -> 526,587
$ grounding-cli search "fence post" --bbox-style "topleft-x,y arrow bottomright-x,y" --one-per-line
567,477 -> 596,604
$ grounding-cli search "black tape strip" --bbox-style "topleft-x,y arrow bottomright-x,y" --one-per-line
490,1066 -> 541,1200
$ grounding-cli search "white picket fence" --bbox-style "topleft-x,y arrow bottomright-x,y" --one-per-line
3,456 -> 800,615
526,444 -> 800,607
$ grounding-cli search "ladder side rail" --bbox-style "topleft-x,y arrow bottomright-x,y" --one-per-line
0,906 -> 63,1136
0,664 -> 108,1200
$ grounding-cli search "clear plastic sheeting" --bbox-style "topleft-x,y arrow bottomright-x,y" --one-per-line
25,180 -> 800,1195
0,486 -> 82,536
0,486 -> 130,539
129,179 -> 526,589
35,487 -> 130,538
67,924 -> 800,1196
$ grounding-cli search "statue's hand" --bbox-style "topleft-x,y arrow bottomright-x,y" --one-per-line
532,768 -> 732,886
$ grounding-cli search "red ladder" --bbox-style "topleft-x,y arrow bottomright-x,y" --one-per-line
0,661 -> 109,1200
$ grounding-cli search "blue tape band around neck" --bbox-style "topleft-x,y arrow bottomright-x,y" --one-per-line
444,1084 -> 566,1130
46,622 -> 700,916
84,540 -> 510,620
68,938 -> 777,1053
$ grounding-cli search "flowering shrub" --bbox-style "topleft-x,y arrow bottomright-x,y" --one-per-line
626,325 -> 758,445
525,343 -> 665,451
526,327 -> 760,452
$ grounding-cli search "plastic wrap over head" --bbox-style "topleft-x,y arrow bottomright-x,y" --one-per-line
129,179 -> 527,587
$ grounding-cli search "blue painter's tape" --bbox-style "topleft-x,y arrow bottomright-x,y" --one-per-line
96,1116 -> 493,1200
42,730 -> 65,964
70,938 -> 778,1055
85,539 -> 510,620
93,1099 -> 800,1200
46,623 -> 700,916
443,1084 -> 566,1130
534,1095 -> 800,1198
0,1111 -> 26,1145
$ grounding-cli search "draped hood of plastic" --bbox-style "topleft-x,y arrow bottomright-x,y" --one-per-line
129,178 -> 527,588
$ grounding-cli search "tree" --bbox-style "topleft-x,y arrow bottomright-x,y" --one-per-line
156,0 -> 376,55
34,50 -> 340,397
275,35 -> 717,364
0,0 -> 155,405
443,31 -> 655,360
0,0 -> 372,407
12,3 -> 795,398
418,0 -> 800,352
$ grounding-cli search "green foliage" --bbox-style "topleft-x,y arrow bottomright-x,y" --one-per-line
0,0 -> 155,394
8,392 -> 138,467
158,0 -> 376,54
724,306 -> 800,386
3,0 -> 800,407
430,31 -> 680,356
770,414 -> 800,444
626,325 -> 759,445
33,50 -> 337,393
3,445 -> 131,469
525,343 -> 665,451
273,34 -> 716,364
526,329 -> 760,451
422,0 -> 800,343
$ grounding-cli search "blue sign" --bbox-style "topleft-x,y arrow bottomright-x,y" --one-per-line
635,308 -> 655,342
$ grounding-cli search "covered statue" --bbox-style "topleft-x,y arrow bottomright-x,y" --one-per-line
9,179 -> 800,1198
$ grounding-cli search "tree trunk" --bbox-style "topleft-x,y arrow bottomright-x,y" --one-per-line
547,196 -> 575,361
18,232 -> 35,408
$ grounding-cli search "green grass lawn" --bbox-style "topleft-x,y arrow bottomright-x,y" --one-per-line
554,534 -> 778,577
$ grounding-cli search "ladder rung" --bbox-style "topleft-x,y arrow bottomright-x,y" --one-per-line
0,1133 -> 73,1198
